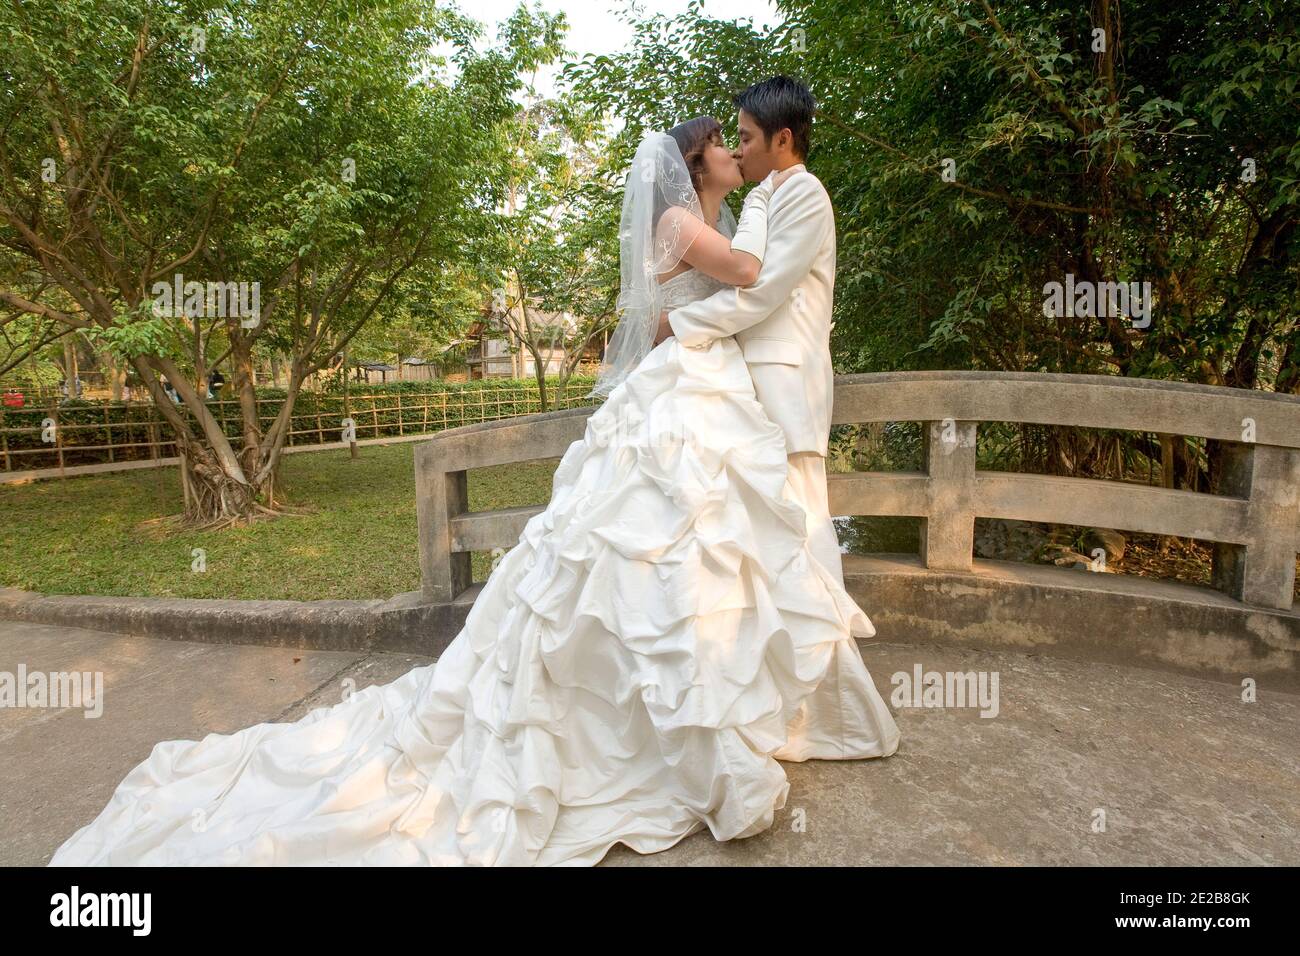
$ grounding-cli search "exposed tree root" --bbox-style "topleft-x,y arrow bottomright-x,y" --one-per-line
136,500 -> 315,537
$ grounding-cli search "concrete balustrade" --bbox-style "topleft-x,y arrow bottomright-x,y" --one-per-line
414,372 -> 1300,686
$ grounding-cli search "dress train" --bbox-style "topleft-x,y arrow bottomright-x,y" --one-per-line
48,334 -> 900,866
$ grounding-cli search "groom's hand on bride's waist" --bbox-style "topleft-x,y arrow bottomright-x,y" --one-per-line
657,310 -> 711,349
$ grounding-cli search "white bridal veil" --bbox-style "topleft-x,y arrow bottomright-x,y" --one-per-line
587,130 -> 737,401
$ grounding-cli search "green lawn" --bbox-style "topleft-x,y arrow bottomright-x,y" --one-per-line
0,443 -> 560,601
4,442 -> 1290,603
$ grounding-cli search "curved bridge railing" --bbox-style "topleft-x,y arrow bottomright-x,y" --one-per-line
415,371 -> 1300,614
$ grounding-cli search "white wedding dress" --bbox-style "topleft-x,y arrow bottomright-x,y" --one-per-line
48,268 -> 901,867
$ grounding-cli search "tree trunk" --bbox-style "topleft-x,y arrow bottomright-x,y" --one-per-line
178,443 -> 261,523
231,334 -> 265,481
535,356 -> 549,411
129,353 -> 273,526
63,336 -> 79,397
104,351 -> 125,401
192,316 -> 207,394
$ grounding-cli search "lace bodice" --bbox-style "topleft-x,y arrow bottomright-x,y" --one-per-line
657,268 -> 729,309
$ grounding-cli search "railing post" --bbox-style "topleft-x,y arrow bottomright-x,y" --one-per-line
922,418 -> 977,571
1211,441 -> 1299,610
104,403 -> 114,463
53,403 -> 65,478
415,447 -> 472,603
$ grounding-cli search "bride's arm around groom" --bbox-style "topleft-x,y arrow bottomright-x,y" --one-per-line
666,169 -> 835,351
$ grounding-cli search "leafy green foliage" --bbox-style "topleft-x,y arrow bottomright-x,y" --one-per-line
564,0 -> 1299,396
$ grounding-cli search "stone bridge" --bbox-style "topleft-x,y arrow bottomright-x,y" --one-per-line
5,370 -> 1298,866
415,371 -> 1300,691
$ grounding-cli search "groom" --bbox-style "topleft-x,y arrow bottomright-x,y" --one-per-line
654,76 -> 848,585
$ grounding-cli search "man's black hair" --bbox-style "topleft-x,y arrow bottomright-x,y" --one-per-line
733,75 -> 815,160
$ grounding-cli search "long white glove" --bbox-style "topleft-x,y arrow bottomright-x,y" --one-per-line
728,172 -> 776,263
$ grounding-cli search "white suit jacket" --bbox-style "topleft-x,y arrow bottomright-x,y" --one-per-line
667,165 -> 837,457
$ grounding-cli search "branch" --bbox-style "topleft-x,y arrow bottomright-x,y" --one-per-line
0,290 -> 91,328
977,0 -> 1091,139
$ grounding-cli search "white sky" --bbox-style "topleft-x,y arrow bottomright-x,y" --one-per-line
441,0 -> 784,98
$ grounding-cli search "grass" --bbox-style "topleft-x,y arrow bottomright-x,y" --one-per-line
0,443 -> 560,601
1,442 -> 1294,603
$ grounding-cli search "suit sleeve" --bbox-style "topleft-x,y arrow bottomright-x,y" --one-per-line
667,176 -> 832,349
727,175 -> 774,262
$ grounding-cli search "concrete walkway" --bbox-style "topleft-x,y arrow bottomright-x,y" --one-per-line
2,620 -> 1295,867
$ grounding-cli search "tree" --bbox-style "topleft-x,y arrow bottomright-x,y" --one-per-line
564,0 -> 1300,491
0,0 -> 519,524
476,6 -> 621,408
342,262 -> 484,377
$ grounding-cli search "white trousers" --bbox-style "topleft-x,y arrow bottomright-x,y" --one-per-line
784,450 -> 845,583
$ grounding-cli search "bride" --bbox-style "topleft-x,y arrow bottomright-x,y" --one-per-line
47,118 -> 901,867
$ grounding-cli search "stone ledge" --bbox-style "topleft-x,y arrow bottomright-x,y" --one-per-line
0,586 -> 482,657
844,554 -> 1300,691
2,554 -> 1296,690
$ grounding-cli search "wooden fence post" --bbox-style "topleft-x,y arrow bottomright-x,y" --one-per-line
104,403 -> 115,463
49,403 -> 65,478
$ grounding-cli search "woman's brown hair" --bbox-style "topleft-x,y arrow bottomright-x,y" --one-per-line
667,116 -> 724,192
648,117 -> 725,267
